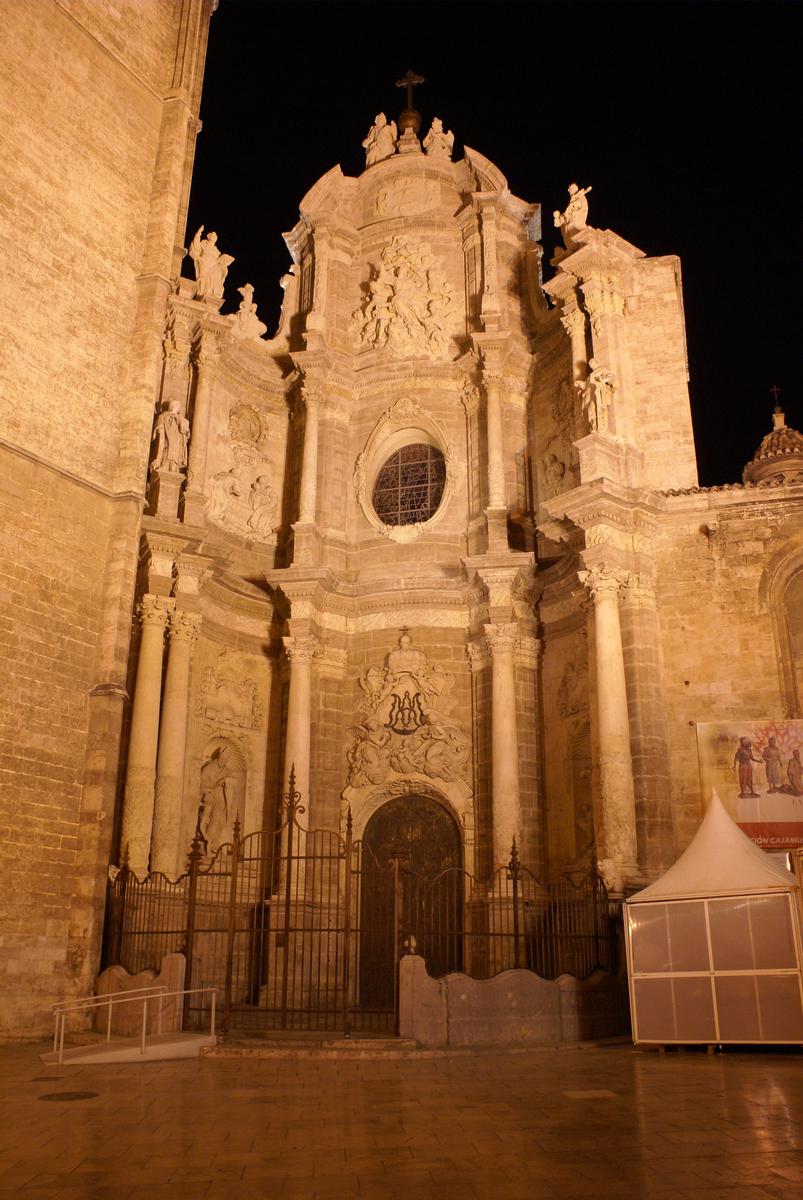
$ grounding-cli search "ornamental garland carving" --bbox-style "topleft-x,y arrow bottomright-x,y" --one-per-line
346,633 -> 469,788
352,236 -> 455,361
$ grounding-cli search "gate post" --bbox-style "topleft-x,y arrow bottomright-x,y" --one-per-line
182,834 -> 204,1029
223,818 -> 241,1035
341,807 -> 353,1036
509,838 -> 522,970
279,765 -> 300,1030
107,844 -> 131,967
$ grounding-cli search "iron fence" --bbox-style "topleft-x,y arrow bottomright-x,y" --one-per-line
103,773 -> 616,1034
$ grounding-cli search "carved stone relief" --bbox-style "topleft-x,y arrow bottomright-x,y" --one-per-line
195,651 -> 264,730
205,403 -> 278,540
352,236 -> 455,361
346,634 -> 469,789
557,658 -> 589,718
374,177 -> 439,218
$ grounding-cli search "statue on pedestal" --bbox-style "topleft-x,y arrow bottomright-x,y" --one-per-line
151,400 -> 189,473
188,226 -> 234,300
576,358 -> 615,433
362,113 -> 397,166
423,117 -> 454,160
229,283 -> 267,341
553,183 -> 592,250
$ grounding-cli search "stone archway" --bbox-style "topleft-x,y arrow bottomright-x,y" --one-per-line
358,794 -> 463,1010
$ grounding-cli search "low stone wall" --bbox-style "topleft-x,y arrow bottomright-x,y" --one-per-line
398,953 -> 629,1047
94,953 -> 185,1036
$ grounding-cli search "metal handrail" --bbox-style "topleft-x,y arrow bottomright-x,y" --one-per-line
52,986 -> 217,1065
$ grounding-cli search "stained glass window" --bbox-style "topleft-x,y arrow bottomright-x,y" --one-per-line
372,443 -> 446,526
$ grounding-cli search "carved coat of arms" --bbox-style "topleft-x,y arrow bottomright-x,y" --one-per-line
346,634 -> 469,787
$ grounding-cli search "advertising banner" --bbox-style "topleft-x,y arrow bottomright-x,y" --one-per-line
696,720 -> 803,851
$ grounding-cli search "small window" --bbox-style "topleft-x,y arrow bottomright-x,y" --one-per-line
372,443 -> 446,527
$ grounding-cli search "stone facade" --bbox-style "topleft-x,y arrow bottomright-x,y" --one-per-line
0,0 -> 214,1036
2,19 -> 802,1039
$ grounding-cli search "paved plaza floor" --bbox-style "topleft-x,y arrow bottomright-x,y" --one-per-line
0,1040 -> 801,1199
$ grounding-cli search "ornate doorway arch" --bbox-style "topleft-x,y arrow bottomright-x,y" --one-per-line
359,794 -> 463,1010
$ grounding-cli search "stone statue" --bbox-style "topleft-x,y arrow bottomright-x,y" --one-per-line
198,745 -> 238,853
541,452 -> 566,499
423,117 -> 454,159
553,183 -> 592,250
246,474 -> 276,537
346,718 -> 392,786
576,358 -> 615,433
362,113 -> 397,166
151,400 -> 189,473
275,264 -> 299,341
229,283 -> 267,341
188,225 -> 234,300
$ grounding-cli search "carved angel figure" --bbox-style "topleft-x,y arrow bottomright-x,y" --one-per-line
423,117 -> 454,160
553,183 -> 592,250
246,474 -> 276,538
346,719 -> 392,786
362,113 -> 397,166
188,226 -> 234,300
151,400 -> 189,473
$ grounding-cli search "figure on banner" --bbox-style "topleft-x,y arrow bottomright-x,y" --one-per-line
733,736 -> 763,799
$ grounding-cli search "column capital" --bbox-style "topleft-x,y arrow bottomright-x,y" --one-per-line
283,634 -> 323,665
138,594 -> 174,628
578,564 -> 629,601
466,637 -> 491,673
559,304 -> 586,340
620,572 -> 657,610
191,335 -> 222,371
483,621 -> 519,653
169,609 -> 202,642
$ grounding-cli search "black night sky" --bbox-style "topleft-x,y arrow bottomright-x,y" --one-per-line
186,0 -> 801,488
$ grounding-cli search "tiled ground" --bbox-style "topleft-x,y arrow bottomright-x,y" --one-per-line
0,1041 -> 801,1198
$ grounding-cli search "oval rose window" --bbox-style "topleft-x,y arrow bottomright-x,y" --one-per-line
371,443 -> 447,527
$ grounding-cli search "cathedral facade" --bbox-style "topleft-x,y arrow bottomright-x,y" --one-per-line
2,1 -> 802,1038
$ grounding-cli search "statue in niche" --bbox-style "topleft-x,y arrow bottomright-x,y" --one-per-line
188,226 -> 234,300
423,117 -> 454,159
353,236 -> 454,361
541,452 -> 566,500
553,183 -> 592,250
247,474 -> 277,538
150,400 -> 189,473
197,745 -> 240,854
576,358 -> 615,433
346,633 -> 468,789
362,113 -> 397,166
229,283 -> 267,341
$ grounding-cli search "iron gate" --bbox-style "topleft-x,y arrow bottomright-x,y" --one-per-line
104,776 -> 616,1034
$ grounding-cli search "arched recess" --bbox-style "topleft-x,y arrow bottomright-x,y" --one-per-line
762,545 -> 803,718
196,736 -> 247,855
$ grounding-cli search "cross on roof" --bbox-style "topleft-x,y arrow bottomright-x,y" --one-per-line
770,384 -> 782,407
395,69 -> 425,110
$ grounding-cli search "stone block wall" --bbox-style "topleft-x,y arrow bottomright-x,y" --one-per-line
0,0 -> 212,1035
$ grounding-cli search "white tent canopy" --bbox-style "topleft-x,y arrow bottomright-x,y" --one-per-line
629,789 -> 795,903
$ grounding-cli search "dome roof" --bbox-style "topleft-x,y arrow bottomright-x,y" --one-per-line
743,408 -> 803,485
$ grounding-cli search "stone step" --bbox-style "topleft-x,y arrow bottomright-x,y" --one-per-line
205,1035 -> 419,1060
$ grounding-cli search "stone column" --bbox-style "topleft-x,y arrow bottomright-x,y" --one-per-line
483,369 -> 506,511
151,609 -> 202,878
282,635 -> 321,820
183,334 -> 220,526
120,594 -> 173,875
579,566 -> 638,894
484,622 -> 521,868
297,384 -> 321,525
619,574 -> 674,873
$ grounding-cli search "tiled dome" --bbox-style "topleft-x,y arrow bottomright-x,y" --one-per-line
743,408 -> 803,484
